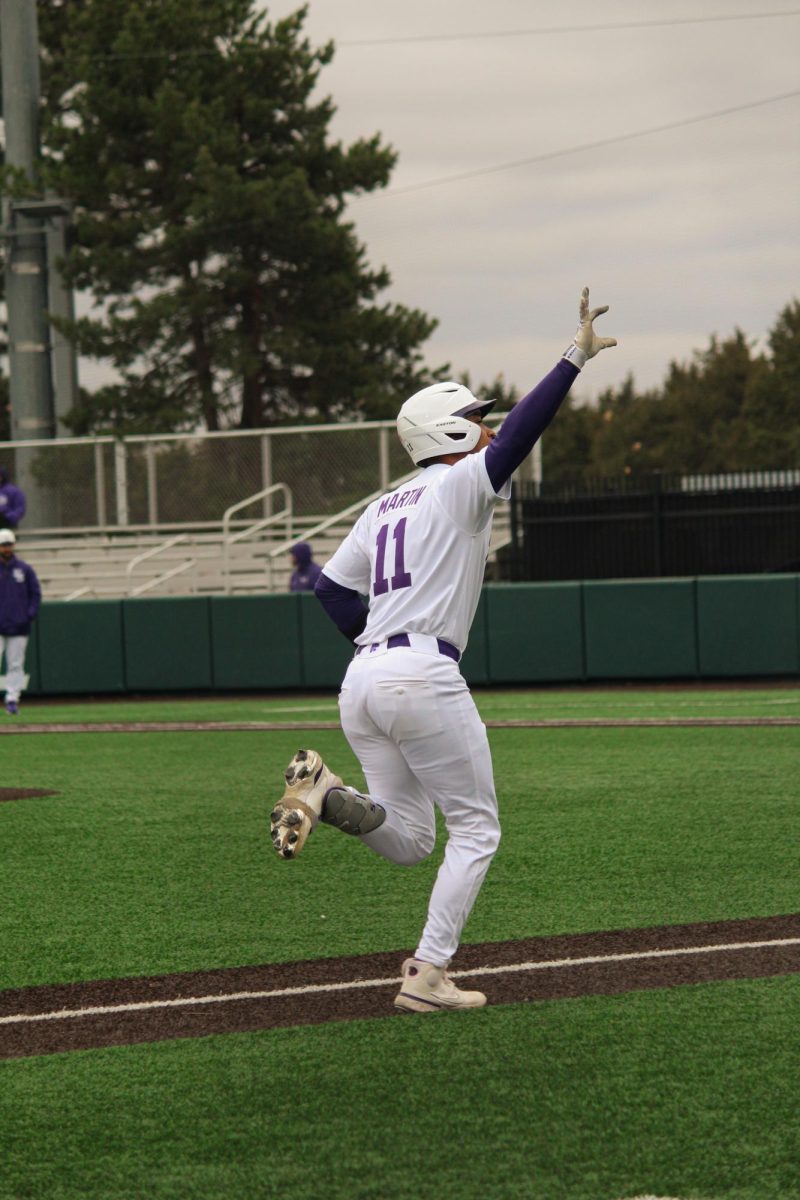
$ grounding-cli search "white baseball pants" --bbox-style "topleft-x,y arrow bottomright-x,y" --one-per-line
338,638 -> 500,967
0,635 -> 29,703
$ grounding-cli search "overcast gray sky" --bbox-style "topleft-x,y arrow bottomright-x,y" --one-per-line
261,0 -> 800,403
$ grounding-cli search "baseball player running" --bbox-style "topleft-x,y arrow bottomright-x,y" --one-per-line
270,288 -> 616,1013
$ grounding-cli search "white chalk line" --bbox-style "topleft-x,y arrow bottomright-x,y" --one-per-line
260,704 -> 339,714
1,937 -> 798,1029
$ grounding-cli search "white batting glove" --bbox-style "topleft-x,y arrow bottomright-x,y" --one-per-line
562,287 -> 617,369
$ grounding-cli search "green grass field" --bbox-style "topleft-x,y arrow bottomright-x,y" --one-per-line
2,687 -> 799,1199
10,683 -> 800,724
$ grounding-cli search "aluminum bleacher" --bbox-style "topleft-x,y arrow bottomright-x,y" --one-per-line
5,417 -> 522,599
24,495 -> 511,600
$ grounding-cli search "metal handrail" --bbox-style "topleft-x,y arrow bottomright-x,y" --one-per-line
125,534 -> 189,595
222,484 -> 292,546
222,484 -> 292,594
265,471 -> 420,565
130,560 -> 196,597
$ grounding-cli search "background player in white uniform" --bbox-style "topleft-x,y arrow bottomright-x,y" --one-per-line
270,288 -> 616,1013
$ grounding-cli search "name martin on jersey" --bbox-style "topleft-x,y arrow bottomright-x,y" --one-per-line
376,485 -> 427,518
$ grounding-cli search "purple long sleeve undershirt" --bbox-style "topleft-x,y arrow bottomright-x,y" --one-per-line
314,572 -> 368,643
315,358 -> 580,639
484,358 -> 578,492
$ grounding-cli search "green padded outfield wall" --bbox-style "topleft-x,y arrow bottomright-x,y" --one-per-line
460,590 -> 489,686
486,582 -> 584,682
37,600 -> 125,694
122,596 -> 213,691
583,579 -> 698,680
298,592 -> 356,689
210,595 -> 303,690
20,576 -> 800,696
696,575 -> 800,677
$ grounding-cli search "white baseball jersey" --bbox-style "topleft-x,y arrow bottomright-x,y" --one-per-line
323,450 -> 511,653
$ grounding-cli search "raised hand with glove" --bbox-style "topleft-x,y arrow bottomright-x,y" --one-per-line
562,286 -> 618,369
481,286 -> 618,490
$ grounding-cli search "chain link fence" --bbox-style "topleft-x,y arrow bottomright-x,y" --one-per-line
0,422 -> 414,532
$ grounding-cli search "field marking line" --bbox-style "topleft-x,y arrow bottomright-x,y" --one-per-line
260,704 -> 340,713
1,937 -> 798,1028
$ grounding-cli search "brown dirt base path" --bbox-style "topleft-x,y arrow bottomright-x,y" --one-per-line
0,787 -> 58,802
1,913 -> 798,1060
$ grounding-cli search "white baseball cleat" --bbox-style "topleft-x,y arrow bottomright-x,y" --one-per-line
270,749 -> 342,860
394,959 -> 487,1013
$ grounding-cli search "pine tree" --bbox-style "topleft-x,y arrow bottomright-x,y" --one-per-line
737,299 -> 800,467
37,0 -> 438,433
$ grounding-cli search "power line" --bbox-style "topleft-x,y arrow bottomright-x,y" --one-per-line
43,9 -> 800,62
93,89 -> 795,241
358,91 -> 800,200
71,90 -> 795,242
340,10 -> 800,47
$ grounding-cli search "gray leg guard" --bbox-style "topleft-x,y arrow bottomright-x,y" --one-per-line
322,787 -> 386,836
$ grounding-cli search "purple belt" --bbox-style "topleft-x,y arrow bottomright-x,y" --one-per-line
355,633 -> 460,663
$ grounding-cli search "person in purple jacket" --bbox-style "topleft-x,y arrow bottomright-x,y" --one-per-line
289,542 -> 323,592
0,530 -> 41,715
269,288 -> 616,1013
0,466 -> 27,530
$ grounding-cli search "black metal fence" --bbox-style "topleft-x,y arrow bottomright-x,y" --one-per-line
508,473 -> 800,580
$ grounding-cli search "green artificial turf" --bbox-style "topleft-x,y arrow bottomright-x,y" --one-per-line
2,723 -> 798,989
8,683 -> 800,725
3,690 -> 798,1200
1,976 -> 798,1200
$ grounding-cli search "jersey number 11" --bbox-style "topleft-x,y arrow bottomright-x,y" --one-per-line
373,517 -> 412,595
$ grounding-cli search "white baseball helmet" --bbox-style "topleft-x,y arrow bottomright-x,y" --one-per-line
0,529 -> 15,545
396,381 -> 495,465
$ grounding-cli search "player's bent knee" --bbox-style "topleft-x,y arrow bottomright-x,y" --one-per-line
476,828 -> 501,863
396,832 -> 436,867
448,822 -> 500,863
418,828 -> 437,858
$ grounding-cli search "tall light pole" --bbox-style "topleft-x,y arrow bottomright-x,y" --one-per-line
1,0 -> 58,527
